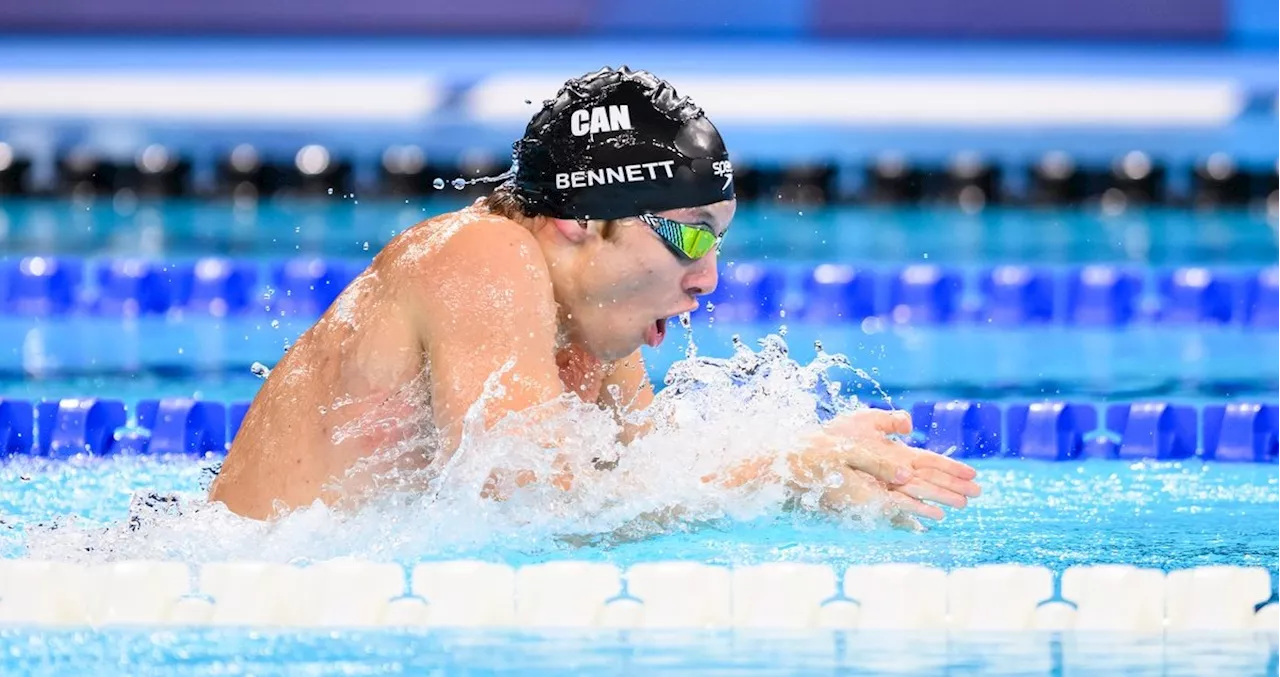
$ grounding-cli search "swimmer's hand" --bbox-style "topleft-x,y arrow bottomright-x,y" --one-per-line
789,408 -> 982,525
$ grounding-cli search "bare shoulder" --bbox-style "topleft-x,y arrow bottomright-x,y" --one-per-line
434,212 -> 549,281
376,208 -> 550,292
388,208 -> 565,436
373,207 -> 558,348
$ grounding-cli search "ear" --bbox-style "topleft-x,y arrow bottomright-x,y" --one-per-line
547,217 -> 598,245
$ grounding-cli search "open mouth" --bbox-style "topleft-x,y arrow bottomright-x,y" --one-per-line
645,317 -> 668,347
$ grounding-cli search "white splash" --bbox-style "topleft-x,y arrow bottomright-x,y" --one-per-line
20,332 -> 892,564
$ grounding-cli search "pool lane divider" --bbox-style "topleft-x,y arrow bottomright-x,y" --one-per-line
3,257 -> 1278,328
0,398 -> 1276,462
0,560 -> 1275,631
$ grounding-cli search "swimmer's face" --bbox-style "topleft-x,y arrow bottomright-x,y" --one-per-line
562,199 -> 736,361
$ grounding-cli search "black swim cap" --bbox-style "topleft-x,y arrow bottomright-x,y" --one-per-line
510,66 -> 735,221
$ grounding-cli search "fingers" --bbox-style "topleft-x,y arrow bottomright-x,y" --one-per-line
918,466 -> 982,498
819,466 -> 881,512
876,409 -> 913,436
887,491 -> 945,521
834,439 -> 982,512
838,467 -> 941,521
842,442 -> 913,486
911,449 -> 979,481
894,476 -> 969,509
818,467 -> 955,524
898,468 -> 982,505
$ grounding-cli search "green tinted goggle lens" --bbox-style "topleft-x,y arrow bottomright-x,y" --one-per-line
639,214 -> 722,261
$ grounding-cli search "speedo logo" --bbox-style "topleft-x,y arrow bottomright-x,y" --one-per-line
570,105 -> 632,136
555,160 -> 676,190
712,160 -> 734,190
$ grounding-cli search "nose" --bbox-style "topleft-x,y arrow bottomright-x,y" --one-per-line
682,251 -> 719,298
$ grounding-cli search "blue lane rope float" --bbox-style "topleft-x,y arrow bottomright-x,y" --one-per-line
1,397 -> 1275,462
3,257 -> 1277,328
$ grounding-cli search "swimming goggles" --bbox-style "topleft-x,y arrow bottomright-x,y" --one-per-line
638,213 -> 723,261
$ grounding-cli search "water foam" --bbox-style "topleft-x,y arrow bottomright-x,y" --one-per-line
18,331 -> 897,564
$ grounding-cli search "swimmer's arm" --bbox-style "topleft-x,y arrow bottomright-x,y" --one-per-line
416,216 -> 569,454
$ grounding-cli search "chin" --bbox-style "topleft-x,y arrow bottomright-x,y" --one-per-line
602,343 -> 641,362
595,334 -> 643,361
572,333 -> 630,363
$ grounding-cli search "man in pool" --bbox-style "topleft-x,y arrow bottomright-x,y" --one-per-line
209,66 -> 981,524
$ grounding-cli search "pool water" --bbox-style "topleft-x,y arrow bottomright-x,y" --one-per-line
1,627 -> 1275,676
1,320 -> 1275,405
2,457 -> 1277,576
1,199 -> 1278,676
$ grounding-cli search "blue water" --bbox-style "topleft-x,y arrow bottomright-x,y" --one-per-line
1,628 -> 1276,676
1,200 -> 1277,676
2,457 -> 1277,574
0,319 -> 1276,405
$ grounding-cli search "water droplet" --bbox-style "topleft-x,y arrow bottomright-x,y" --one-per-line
524,99 -> 532,104
327,187 -> 334,195
678,313 -> 691,329
705,301 -> 715,312
271,319 -> 280,329
432,178 -> 445,190
251,362 -> 271,379
362,241 -> 370,251
452,178 -> 467,190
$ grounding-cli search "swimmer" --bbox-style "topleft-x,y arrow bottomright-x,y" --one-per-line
208,66 -> 981,524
